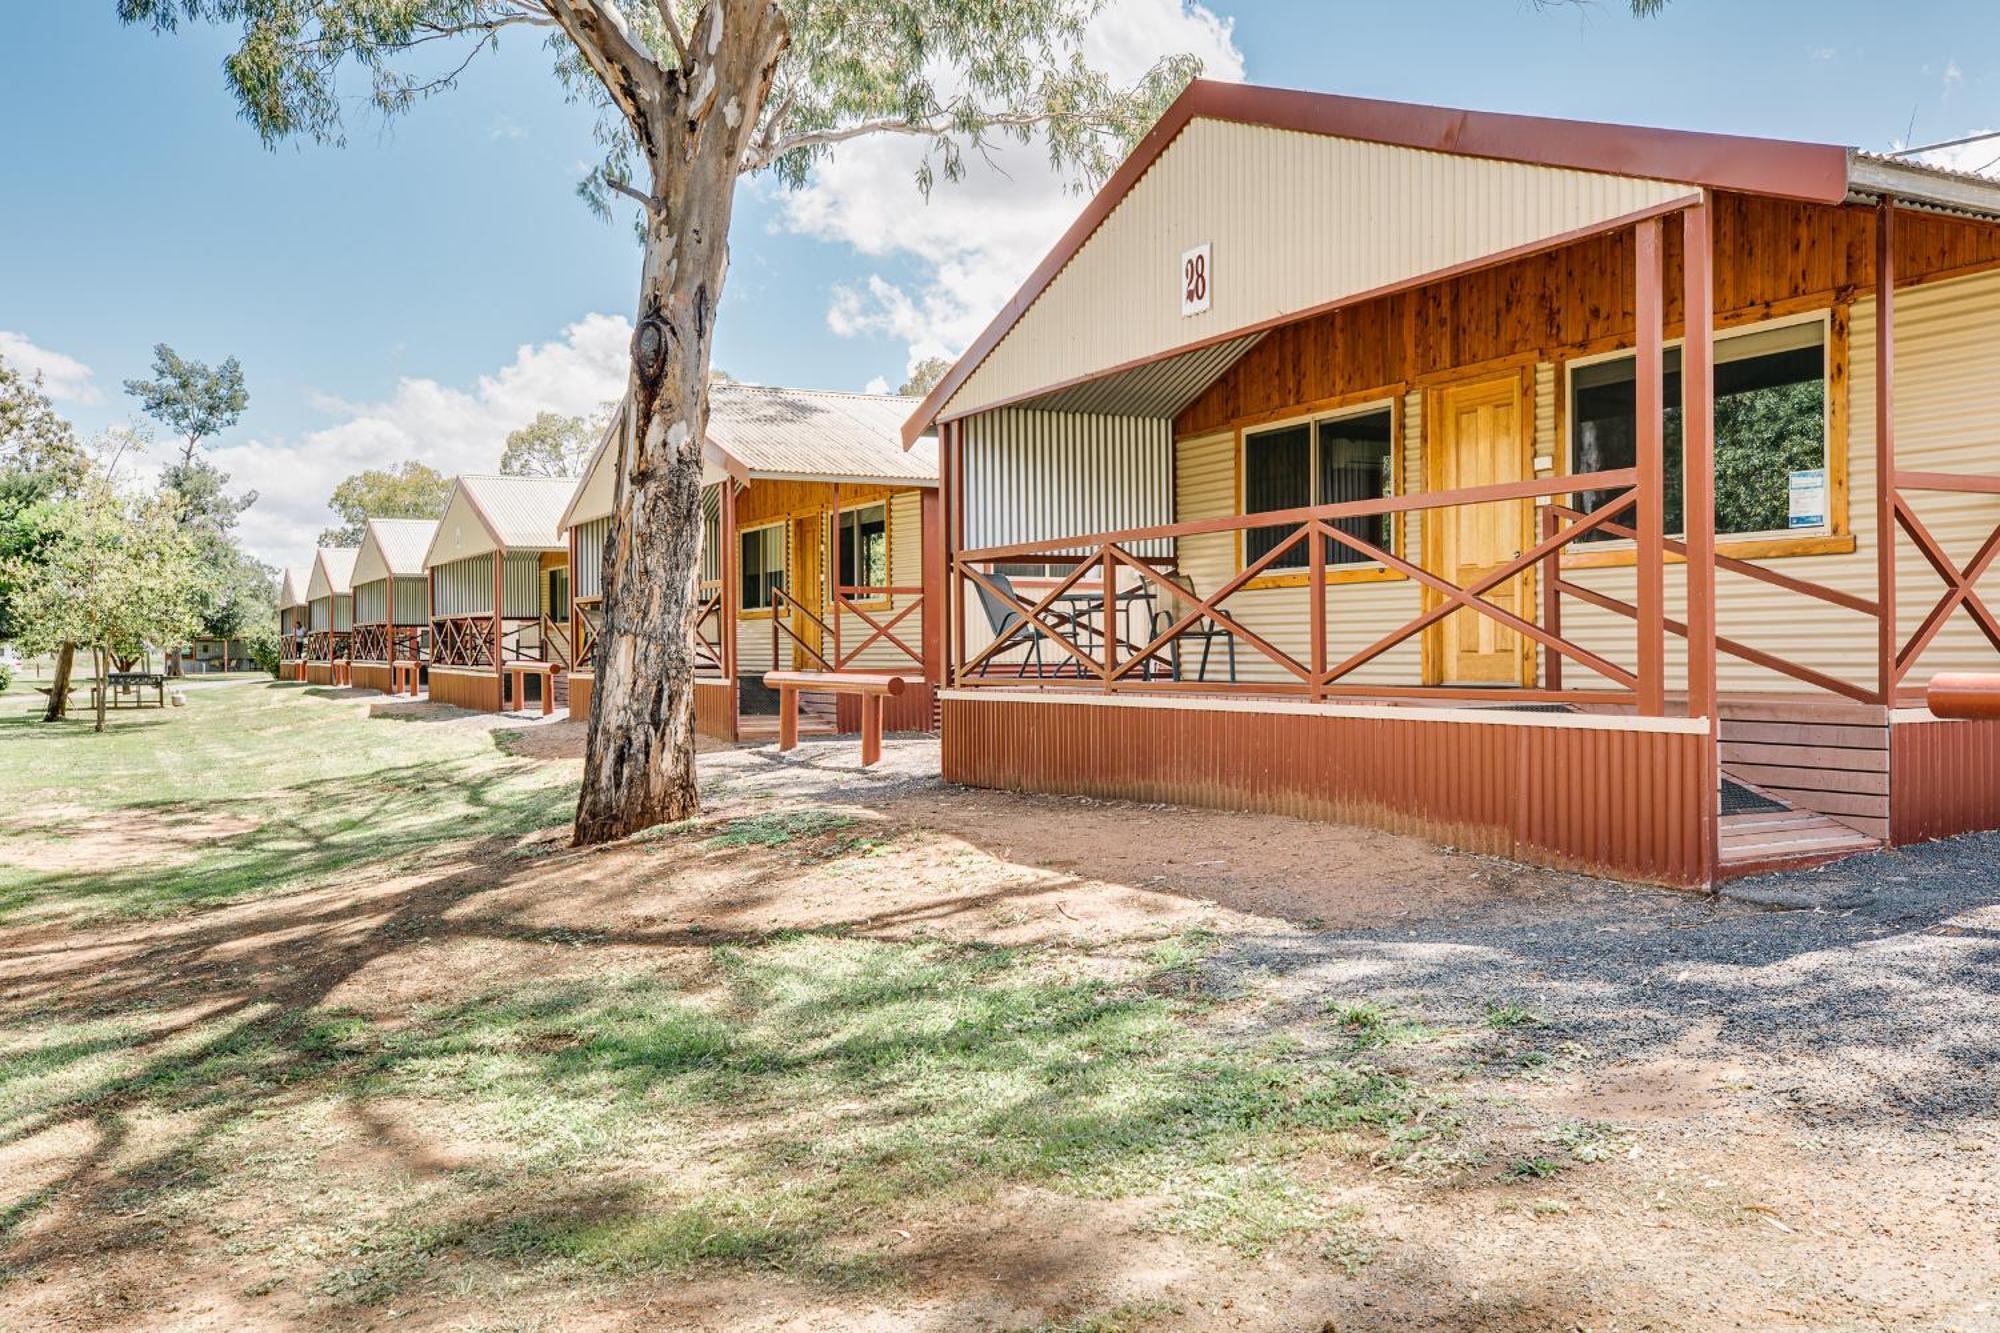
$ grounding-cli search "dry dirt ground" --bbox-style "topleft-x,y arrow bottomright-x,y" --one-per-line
3,702 -> 1997,1332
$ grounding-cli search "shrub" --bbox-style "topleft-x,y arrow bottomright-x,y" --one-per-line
0,662 -> 12,692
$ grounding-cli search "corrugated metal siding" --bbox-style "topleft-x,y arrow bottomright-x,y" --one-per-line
574,515 -> 613,600
309,599 -> 329,631
941,695 -> 1707,887
333,595 -> 352,632
393,577 -> 428,625
1891,717 -> 2000,843
702,487 -> 721,585
962,408 -> 1173,558
353,581 -> 387,625
1561,268 -> 2000,694
945,118 -> 1691,419
504,552 -> 541,618
433,555 -> 493,618
1016,334 -> 1265,417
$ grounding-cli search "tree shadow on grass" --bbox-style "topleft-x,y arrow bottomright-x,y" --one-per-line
0,757 -> 576,922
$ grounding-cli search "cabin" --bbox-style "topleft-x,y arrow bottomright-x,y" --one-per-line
560,382 -> 941,737
277,565 -> 310,680
349,518 -> 437,695
420,474 -> 577,712
904,81 -> 2000,889
304,547 -> 357,686
170,637 -> 255,674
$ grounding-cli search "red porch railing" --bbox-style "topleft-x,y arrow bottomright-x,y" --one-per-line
768,585 -> 927,675
306,629 -> 351,662
952,471 -> 1644,706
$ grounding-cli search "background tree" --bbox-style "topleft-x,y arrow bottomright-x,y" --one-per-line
897,357 -> 951,399
129,0 -> 1206,845
4,480 -> 209,731
157,452 -> 266,671
0,355 -> 92,717
319,461 -> 452,546
123,343 -> 249,466
500,408 -> 608,478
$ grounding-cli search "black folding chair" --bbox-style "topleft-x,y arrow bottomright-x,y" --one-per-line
972,571 -> 1085,678
1147,572 -> 1238,683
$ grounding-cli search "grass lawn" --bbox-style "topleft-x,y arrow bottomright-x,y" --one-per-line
0,684 -> 1475,1328
0,681 -> 576,921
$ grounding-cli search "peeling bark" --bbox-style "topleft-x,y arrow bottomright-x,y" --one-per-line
571,0 -> 788,847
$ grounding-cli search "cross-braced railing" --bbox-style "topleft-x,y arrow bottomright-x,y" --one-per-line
693,582 -> 726,677
306,629 -> 351,662
769,587 -> 834,672
390,625 -> 428,664
953,470 -> 1648,704
350,624 -> 390,663
431,615 -> 495,668
1886,470 -> 2000,696
831,585 -> 926,672
575,600 -> 602,668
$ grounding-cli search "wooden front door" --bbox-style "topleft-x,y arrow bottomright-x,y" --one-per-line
787,512 -> 823,668
1427,374 -> 1534,686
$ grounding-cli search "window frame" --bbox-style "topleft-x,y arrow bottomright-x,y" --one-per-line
1560,307 -> 1852,568
833,499 -> 893,610
737,520 -> 787,619
1234,394 -> 1405,589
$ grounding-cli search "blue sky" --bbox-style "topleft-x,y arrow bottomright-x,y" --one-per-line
2,1 -> 1991,564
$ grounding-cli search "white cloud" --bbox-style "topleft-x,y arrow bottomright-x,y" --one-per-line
1945,59 -> 1964,90
863,375 -> 891,395
0,330 -> 100,404
209,313 -> 631,568
1912,128 -> 2000,178
1808,46 -> 1836,62
771,0 -> 1244,378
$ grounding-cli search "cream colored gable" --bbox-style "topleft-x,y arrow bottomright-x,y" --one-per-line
352,529 -> 388,587
422,484 -> 501,567
943,117 -> 1693,419
305,561 -> 330,601
562,428 -> 618,531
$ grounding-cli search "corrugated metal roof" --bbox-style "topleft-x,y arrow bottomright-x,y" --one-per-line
309,546 -> 358,599
354,518 -> 438,583
1849,149 -> 2000,220
707,383 -> 939,483
458,474 -> 578,551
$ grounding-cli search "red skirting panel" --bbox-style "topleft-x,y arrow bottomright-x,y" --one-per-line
941,695 -> 1710,888
305,663 -> 340,686
568,670 -> 592,720
1891,718 -> 2000,845
695,679 -> 737,742
837,681 -> 936,734
349,662 -> 394,694
427,667 -> 502,712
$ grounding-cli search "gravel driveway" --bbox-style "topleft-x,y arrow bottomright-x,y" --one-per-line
1205,831 -> 2000,1129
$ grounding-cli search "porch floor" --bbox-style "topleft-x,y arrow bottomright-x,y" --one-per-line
1717,809 -> 1881,879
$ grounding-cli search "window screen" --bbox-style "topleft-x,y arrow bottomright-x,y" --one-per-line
1244,407 -> 1395,568
837,504 -> 888,591
739,525 -> 785,611
1572,321 -> 1828,539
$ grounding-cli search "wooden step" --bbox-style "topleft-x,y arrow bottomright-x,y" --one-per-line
1717,808 -> 1880,880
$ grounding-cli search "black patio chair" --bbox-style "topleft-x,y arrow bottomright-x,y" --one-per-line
972,570 -> 1084,678
1140,571 -> 1238,683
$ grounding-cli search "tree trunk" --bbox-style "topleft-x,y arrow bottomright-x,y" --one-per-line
571,1 -> 788,847
93,645 -> 107,733
43,643 -> 73,722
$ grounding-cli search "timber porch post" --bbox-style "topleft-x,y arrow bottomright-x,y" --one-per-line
492,550 -> 506,709
386,576 -> 396,693
920,485 -> 945,699
1634,217 -> 1667,717
1875,197 -> 1899,705
1682,197 -> 1720,882
721,479 -> 740,735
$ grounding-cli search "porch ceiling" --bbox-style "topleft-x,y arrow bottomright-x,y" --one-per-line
1000,331 -> 1265,420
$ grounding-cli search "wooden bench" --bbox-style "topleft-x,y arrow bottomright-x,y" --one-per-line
763,670 -> 907,766
504,661 -> 558,716
95,672 -> 166,710
391,659 -> 424,697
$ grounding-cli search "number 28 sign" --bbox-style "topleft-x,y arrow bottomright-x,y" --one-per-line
1181,242 -> 1212,317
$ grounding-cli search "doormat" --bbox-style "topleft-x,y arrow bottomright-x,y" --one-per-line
1720,778 -> 1787,816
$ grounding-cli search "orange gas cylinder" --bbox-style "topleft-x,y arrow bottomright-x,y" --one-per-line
1926,673 -> 2000,720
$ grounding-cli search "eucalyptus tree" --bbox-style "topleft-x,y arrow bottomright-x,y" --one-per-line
122,343 -> 249,466
122,0 -> 1200,843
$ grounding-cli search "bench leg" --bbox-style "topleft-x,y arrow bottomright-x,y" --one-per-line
778,685 -> 799,752
541,675 -> 553,717
860,693 -> 882,767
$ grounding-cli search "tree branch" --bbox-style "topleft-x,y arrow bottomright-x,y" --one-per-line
606,176 -> 663,213
543,0 -> 675,153
652,0 -> 691,69
742,107 -> 1111,173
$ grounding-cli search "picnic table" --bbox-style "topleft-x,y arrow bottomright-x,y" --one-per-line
94,672 -> 167,710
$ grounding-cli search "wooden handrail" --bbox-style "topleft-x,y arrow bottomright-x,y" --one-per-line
961,468 -> 1638,563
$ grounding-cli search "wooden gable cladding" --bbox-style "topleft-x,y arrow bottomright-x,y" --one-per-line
733,478 -> 910,527
1177,194 -> 2000,438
